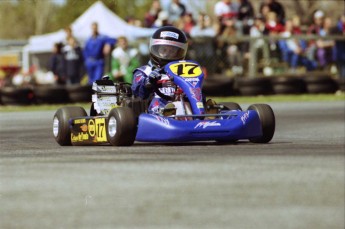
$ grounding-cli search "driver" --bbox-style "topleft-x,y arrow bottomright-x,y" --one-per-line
131,26 -> 188,115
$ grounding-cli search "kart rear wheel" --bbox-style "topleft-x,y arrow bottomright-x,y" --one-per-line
53,106 -> 87,146
107,107 -> 137,146
248,104 -> 275,143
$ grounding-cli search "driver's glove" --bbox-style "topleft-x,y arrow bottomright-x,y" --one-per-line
147,69 -> 162,84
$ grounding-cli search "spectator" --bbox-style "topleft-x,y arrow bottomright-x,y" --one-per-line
316,17 -> 335,69
177,12 -> 196,36
258,3 -> 270,21
168,0 -> 186,24
190,13 -> 217,74
152,11 -> 172,28
259,0 -> 285,24
332,14 -> 345,79
110,36 -> 140,84
190,13 -> 217,38
49,42 -> 66,85
63,37 -> 84,84
265,11 -> 284,35
306,10 -> 325,61
237,0 -> 255,35
64,26 -> 74,44
144,0 -> 162,28
250,16 -> 270,60
83,22 -> 115,84
279,19 -> 316,72
214,0 -> 239,35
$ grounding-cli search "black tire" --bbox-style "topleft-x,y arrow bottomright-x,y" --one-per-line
67,85 -> 92,103
271,76 -> 306,94
90,103 -> 98,116
53,106 -> 87,146
34,85 -> 69,104
337,78 -> 345,92
107,107 -> 137,146
303,76 -> 338,94
0,87 -> 34,105
235,77 -> 273,96
221,102 -> 242,111
248,104 -> 275,143
202,77 -> 235,96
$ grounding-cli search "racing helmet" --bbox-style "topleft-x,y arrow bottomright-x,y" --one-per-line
149,26 -> 188,67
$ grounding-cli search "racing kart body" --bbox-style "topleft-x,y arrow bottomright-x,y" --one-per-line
53,60 -> 275,146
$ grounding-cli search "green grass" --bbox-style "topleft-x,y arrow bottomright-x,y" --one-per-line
211,93 -> 345,103
0,93 -> 344,112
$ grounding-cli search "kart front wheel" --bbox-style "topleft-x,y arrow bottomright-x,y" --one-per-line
53,106 -> 87,146
248,104 -> 275,143
107,107 -> 137,146
221,102 -> 242,111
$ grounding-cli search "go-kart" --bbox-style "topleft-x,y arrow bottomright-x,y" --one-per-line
53,60 -> 275,146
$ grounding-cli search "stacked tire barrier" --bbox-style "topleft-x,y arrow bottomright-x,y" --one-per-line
0,75 -> 343,105
203,74 -> 344,97
0,84 -> 92,106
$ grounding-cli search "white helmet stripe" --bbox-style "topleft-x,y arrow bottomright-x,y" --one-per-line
151,39 -> 187,50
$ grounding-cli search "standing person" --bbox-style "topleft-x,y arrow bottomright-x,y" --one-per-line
83,22 -> 114,85
110,36 -> 140,84
49,42 -> 66,85
131,26 -> 188,115
168,0 -> 186,24
332,14 -> 345,79
63,37 -> 84,84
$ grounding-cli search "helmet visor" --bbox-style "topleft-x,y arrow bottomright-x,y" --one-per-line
150,38 -> 187,61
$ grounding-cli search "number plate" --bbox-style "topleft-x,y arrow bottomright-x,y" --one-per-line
71,117 -> 108,145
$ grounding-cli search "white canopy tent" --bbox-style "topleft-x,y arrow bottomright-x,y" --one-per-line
22,1 -> 155,71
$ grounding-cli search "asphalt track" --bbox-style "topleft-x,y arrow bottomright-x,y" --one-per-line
0,101 -> 344,229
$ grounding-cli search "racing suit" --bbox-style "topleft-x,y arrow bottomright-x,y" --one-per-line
131,61 -> 175,114
83,35 -> 115,84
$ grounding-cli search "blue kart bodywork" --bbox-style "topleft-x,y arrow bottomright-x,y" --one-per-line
135,111 -> 262,142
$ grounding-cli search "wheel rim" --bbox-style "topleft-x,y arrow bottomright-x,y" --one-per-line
53,117 -> 59,137
108,116 -> 117,137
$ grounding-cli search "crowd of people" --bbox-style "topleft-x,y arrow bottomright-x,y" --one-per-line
139,0 -> 345,78
49,0 -> 345,86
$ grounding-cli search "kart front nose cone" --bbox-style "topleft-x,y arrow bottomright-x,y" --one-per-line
53,117 -> 59,137
108,116 -> 117,137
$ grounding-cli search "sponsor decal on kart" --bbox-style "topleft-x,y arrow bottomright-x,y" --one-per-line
240,111 -> 250,125
74,118 -> 86,124
71,132 -> 89,142
194,121 -> 221,129
152,115 -> 170,125
184,77 -> 199,87
88,119 -> 96,137
189,88 -> 202,101
80,124 -> 88,132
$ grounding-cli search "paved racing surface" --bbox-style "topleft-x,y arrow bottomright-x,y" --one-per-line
0,101 -> 344,229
